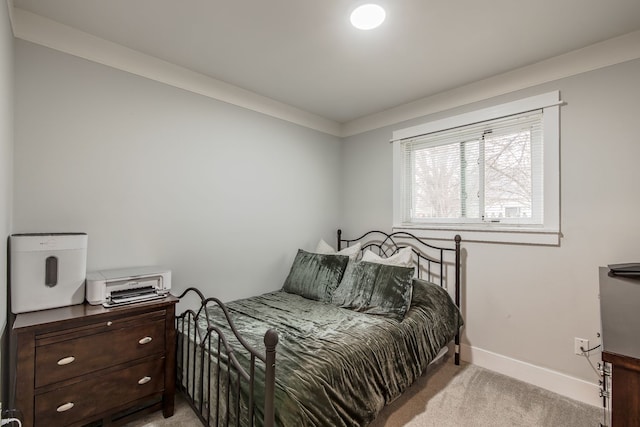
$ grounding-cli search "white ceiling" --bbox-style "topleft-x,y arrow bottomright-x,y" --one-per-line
12,0 -> 640,124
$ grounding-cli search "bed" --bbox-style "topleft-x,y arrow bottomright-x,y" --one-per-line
175,229 -> 463,427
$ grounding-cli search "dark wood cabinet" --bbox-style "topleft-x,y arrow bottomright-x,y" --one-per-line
599,267 -> 640,427
601,352 -> 640,427
9,296 -> 178,427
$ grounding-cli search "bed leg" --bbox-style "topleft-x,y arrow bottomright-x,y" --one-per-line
455,334 -> 460,365
263,329 -> 279,427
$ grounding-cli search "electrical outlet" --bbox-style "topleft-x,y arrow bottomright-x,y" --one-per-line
575,337 -> 589,355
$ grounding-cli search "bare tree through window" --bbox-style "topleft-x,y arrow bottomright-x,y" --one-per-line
408,122 -> 535,221
484,130 -> 532,219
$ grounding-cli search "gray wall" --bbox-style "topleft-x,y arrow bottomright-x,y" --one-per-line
341,58 -> 640,385
13,40 -> 342,303
11,22 -> 640,404
0,0 -> 14,395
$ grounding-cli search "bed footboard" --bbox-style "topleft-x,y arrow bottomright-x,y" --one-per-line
175,287 -> 278,427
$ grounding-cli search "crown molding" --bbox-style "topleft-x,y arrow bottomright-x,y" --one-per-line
5,0 -> 15,32
9,6 -> 640,139
342,29 -> 640,137
10,8 -> 342,137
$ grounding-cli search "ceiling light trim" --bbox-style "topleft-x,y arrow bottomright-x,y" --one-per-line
350,4 -> 386,30
11,7 -> 342,137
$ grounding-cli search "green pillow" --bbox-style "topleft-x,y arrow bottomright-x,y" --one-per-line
282,250 -> 349,302
332,261 -> 414,321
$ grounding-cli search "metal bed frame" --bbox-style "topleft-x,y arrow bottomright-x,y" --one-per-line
175,229 -> 462,427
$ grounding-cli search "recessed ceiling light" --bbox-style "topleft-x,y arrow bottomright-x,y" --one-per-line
350,4 -> 386,30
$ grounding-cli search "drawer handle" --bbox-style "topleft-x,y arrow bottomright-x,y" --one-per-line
138,376 -> 151,385
57,356 -> 75,366
138,336 -> 153,345
56,402 -> 74,412
106,321 -> 113,326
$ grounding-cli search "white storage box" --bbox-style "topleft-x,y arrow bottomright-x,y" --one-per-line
10,233 -> 88,313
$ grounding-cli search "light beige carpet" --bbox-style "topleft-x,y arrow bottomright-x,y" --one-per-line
125,355 -> 602,426
369,356 -> 602,427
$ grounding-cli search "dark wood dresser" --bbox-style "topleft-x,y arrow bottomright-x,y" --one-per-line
9,296 -> 178,427
599,267 -> 640,427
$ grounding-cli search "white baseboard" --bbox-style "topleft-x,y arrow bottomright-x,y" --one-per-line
461,344 -> 602,408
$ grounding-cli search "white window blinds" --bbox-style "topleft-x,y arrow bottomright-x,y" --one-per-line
399,110 -> 544,225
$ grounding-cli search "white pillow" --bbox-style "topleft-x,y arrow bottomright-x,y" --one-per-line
315,239 -> 361,260
361,247 -> 414,267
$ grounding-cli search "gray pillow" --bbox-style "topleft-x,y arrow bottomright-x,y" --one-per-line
282,250 -> 349,302
332,261 -> 414,321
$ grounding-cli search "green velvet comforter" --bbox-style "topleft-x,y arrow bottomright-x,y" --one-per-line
192,279 -> 462,427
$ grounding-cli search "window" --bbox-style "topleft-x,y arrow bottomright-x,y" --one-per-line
393,92 -> 561,245
401,110 -> 543,224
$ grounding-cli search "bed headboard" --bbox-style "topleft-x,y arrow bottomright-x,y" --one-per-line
337,229 -> 462,363
337,229 -> 460,287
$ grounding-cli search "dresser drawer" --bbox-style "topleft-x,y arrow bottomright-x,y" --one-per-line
35,356 -> 165,427
35,318 -> 165,387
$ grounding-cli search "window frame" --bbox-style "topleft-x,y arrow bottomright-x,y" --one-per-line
392,91 -> 561,245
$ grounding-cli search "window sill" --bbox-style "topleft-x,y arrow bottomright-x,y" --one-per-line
392,224 -> 561,246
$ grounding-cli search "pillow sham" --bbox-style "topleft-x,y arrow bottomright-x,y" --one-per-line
361,246 -> 414,267
332,260 -> 414,321
315,239 -> 362,260
282,249 -> 349,302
